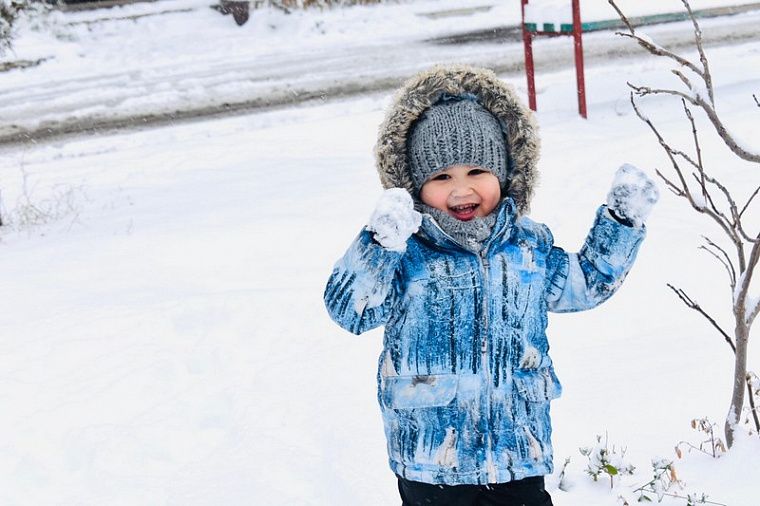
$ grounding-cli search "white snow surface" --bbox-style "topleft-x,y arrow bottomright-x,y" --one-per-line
1,2 -> 760,506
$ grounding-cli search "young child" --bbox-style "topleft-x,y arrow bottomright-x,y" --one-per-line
324,65 -> 658,506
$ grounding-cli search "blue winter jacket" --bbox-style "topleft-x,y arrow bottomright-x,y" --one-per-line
324,198 -> 645,485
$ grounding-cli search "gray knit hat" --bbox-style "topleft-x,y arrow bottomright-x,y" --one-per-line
406,95 -> 508,193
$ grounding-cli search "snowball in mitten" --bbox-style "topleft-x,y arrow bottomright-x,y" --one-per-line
607,164 -> 660,227
367,188 -> 422,252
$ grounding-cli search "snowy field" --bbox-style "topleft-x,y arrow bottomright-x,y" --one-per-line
1,3 -> 760,506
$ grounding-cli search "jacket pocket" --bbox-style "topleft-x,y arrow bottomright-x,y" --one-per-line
513,367 -> 562,403
381,374 -> 458,409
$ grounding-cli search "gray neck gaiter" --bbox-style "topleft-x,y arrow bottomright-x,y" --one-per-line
419,203 -> 497,253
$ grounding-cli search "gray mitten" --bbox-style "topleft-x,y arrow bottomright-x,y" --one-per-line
606,164 -> 660,228
367,188 -> 422,252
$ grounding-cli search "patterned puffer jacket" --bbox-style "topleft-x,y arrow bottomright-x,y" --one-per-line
324,65 -> 646,485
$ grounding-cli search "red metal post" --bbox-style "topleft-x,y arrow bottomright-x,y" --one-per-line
571,0 -> 587,118
521,0 -> 537,111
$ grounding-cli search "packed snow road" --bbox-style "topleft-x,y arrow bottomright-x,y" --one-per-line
2,3 -> 760,145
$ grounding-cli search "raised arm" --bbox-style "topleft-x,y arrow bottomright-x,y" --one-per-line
324,189 -> 421,334
545,165 -> 658,312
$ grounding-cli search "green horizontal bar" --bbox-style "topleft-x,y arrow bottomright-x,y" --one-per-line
524,2 -> 760,34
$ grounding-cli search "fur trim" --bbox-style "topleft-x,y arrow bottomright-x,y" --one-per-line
374,64 -> 541,214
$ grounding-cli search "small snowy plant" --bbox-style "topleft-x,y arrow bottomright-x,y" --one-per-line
579,434 -> 635,489
675,418 -> 727,459
1,0 -> 27,53
1,0 -> 48,55
633,458 -> 683,503
3,164 -> 86,231
632,458 -> 725,505
262,0 -> 383,13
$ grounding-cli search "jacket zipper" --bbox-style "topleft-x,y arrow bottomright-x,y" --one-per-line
422,214 -> 501,482
478,248 -> 497,483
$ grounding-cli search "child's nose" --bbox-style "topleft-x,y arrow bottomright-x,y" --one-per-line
451,181 -> 474,196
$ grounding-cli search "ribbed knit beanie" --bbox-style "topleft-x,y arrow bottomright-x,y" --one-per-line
407,94 -> 508,193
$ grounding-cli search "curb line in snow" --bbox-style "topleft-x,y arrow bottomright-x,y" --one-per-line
2,3 -> 760,146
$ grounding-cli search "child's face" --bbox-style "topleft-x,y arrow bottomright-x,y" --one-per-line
419,164 -> 501,221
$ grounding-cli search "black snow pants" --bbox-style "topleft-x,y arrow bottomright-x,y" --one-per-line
397,475 -> 554,506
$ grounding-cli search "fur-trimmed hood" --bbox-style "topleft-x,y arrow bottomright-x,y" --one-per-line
374,64 -> 541,215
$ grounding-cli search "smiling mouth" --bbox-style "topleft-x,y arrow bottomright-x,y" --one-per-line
448,203 -> 479,221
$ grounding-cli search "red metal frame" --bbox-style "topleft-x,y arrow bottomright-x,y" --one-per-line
521,0 -> 587,118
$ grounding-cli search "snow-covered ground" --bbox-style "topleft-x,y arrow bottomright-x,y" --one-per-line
3,0 -> 760,142
1,1 -> 759,506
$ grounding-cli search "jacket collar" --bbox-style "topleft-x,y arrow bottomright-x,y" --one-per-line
417,198 -> 517,254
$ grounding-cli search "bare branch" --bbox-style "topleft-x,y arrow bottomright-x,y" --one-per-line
631,95 -> 693,196
739,186 -> 760,219
667,283 -> 736,352
614,0 -> 760,163
656,168 -> 686,197
703,173 -> 758,246
630,95 -> 740,245
700,235 -> 737,288
699,244 -> 735,287
746,373 -> 760,433
629,83 -> 700,106
609,0 -> 705,77
703,174 -> 737,214
672,69 -> 695,93
681,0 -> 715,104
614,0 -> 758,452
671,149 -> 700,171
612,26 -> 706,85
739,238 -> 760,325
681,100 -> 712,210
637,83 -> 760,163
690,172 -> 723,217
615,31 -> 706,79
690,93 -> 760,164
629,85 -> 756,165
691,172 -> 733,229
607,0 -> 635,34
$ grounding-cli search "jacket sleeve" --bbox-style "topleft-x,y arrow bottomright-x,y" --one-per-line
544,205 -> 646,313
324,229 -> 403,335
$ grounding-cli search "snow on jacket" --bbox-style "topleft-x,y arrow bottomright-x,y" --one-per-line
324,65 -> 646,485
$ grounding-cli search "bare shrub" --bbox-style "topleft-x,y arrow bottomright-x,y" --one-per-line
609,0 -> 760,449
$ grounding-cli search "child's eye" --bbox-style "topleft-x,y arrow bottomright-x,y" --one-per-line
431,173 -> 450,181
468,169 -> 486,176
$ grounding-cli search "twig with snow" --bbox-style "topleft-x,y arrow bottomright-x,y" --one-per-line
632,456 -> 726,505
629,96 -> 739,245
680,0 -> 714,104
699,236 -> 735,290
609,0 -> 760,163
607,1 -> 705,81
